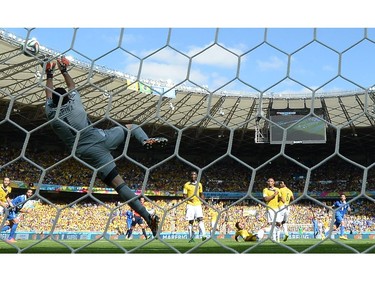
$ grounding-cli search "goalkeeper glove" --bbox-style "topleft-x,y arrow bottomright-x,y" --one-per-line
57,56 -> 70,74
45,61 -> 56,79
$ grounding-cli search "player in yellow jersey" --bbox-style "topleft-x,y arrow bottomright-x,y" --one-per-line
321,214 -> 330,240
183,170 -> 207,242
262,178 -> 280,242
0,177 -> 13,215
209,206 -> 219,236
234,222 -> 262,242
278,180 -> 294,242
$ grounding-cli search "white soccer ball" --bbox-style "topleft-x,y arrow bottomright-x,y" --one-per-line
22,38 -> 40,57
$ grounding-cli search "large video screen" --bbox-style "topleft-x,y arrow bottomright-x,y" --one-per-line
270,114 -> 326,144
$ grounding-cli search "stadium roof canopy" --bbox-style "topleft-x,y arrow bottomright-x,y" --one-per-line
1,30 -> 375,154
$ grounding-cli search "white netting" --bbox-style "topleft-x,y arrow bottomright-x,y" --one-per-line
0,28 -> 375,257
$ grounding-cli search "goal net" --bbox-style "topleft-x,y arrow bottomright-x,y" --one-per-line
1,27 -> 375,256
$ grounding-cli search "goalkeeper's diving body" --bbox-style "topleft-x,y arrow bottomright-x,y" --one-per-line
43,57 -> 167,237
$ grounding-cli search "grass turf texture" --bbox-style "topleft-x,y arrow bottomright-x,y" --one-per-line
0,238 -> 374,254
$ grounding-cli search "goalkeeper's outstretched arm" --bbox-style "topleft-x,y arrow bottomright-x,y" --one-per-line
44,61 -> 56,99
57,56 -> 75,90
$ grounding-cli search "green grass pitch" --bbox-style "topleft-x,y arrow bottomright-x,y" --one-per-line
1,238 -> 374,254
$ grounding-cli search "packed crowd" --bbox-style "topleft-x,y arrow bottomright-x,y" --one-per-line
6,197 -> 374,235
1,146 -> 373,194
1,144 -> 375,237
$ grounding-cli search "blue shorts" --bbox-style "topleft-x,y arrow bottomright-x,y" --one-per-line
334,215 -> 344,227
6,209 -> 18,221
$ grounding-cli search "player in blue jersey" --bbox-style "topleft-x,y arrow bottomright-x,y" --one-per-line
311,214 -> 319,239
125,207 -> 134,239
331,194 -> 351,240
1,189 -> 33,243
44,57 -> 166,237
126,197 -> 153,239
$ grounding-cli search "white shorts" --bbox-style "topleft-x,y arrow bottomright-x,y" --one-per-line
185,204 -> 204,221
278,206 -> 290,223
267,207 -> 281,223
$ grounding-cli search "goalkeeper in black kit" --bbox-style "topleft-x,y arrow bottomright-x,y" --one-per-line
43,56 -> 167,237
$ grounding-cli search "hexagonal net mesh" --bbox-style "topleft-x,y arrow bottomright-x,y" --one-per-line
0,28 -> 375,256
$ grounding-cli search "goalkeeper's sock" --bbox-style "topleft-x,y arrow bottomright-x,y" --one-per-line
115,183 -> 150,224
129,124 -> 149,143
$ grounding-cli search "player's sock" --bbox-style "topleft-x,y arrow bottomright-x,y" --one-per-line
142,228 -> 148,238
8,223 -> 18,240
198,221 -> 206,238
272,227 -> 277,241
276,227 -> 280,242
340,225 -> 344,236
188,224 -> 193,238
127,229 -> 133,238
283,224 -> 288,236
129,124 -> 149,143
115,183 -> 151,224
